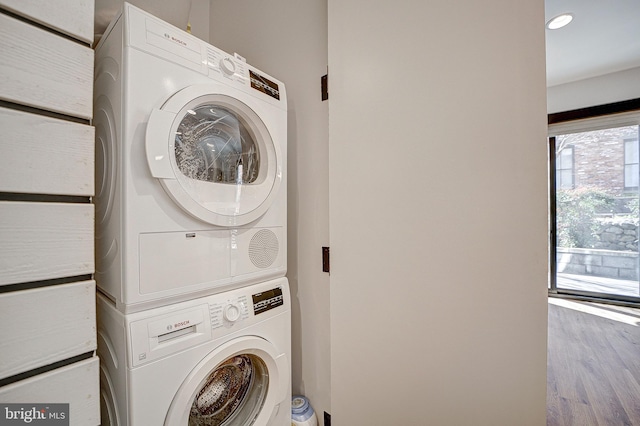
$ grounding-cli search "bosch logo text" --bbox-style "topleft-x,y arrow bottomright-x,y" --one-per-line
164,33 -> 187,46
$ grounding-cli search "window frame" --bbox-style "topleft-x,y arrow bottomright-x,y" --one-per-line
548,99 -> 640,306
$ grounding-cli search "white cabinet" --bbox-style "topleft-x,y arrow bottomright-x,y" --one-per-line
0,0 -> 94,44
0,281 -> 96,379
0,13 -> 93,119
0,107 -> 95,196
0,358 -> 100,426
0,3 -> 98,425
0,202 -> 94,286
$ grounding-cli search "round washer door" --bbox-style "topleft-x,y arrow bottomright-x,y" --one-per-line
146,84 -> 282,227
165,336 -> 289,426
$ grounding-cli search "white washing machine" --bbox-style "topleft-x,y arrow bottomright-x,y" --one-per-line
94,3 -> 287,313
98,277 -> 291,425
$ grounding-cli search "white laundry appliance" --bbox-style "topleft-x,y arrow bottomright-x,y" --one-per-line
98,277 -> 291,425
94,3 -> 287,313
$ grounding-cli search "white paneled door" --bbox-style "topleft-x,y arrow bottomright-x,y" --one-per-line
328,0 -> 549,424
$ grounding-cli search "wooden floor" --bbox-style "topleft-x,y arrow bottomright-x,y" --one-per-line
547,298 -> 640,425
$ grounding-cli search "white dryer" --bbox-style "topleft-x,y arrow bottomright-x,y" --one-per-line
98,277 -> 291,425
94,3 -> 287,313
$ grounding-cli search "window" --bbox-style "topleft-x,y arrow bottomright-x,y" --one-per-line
549,106 -> 640,304
624,138 -> 639,190
556,145 -> 574,190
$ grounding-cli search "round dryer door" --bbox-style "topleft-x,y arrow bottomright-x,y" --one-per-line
146,85 -> 283,227
165,336 -> 289,426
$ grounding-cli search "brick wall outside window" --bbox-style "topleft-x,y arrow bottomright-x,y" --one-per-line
557,126 -> 638,196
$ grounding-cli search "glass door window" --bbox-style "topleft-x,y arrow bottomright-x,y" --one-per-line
550,122 -> 640,302
175,105 -> 260,185
189,354 -> 269,425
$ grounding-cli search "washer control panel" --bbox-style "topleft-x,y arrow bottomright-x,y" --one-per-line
125,278 -> 289,367
252,287 -> 284,315
129,304 -> 211,368
209,294 -> 250,330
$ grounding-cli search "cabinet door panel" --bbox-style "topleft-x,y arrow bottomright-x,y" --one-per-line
0,13 -> 93,119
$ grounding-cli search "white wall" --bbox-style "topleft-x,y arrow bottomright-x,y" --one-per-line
209,0 -> 331,419
547,66 -> 640,113
187,0 -> 209,42
328,1 -> 549,424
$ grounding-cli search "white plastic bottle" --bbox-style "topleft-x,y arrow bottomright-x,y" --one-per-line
291,395 -> 318,426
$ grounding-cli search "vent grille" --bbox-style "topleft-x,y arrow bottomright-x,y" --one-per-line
248,229 -> 279,268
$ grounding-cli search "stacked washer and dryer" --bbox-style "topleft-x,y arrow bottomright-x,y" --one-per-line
93,3 -> 290,425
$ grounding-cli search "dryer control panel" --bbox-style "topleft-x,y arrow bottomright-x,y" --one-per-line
205,47 -> 248,84
124,2 -> 285,109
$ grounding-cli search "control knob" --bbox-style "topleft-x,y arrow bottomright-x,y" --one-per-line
220,57 -> 236,76
223,303 -> 241,323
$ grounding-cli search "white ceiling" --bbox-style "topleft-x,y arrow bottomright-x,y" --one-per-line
545,0 -> 640,87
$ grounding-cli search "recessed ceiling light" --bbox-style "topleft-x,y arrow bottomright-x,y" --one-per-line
546,13 -> 573,30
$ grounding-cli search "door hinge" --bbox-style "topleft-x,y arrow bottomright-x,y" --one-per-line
321,74 -> 328,101
322,247 -> 330,273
